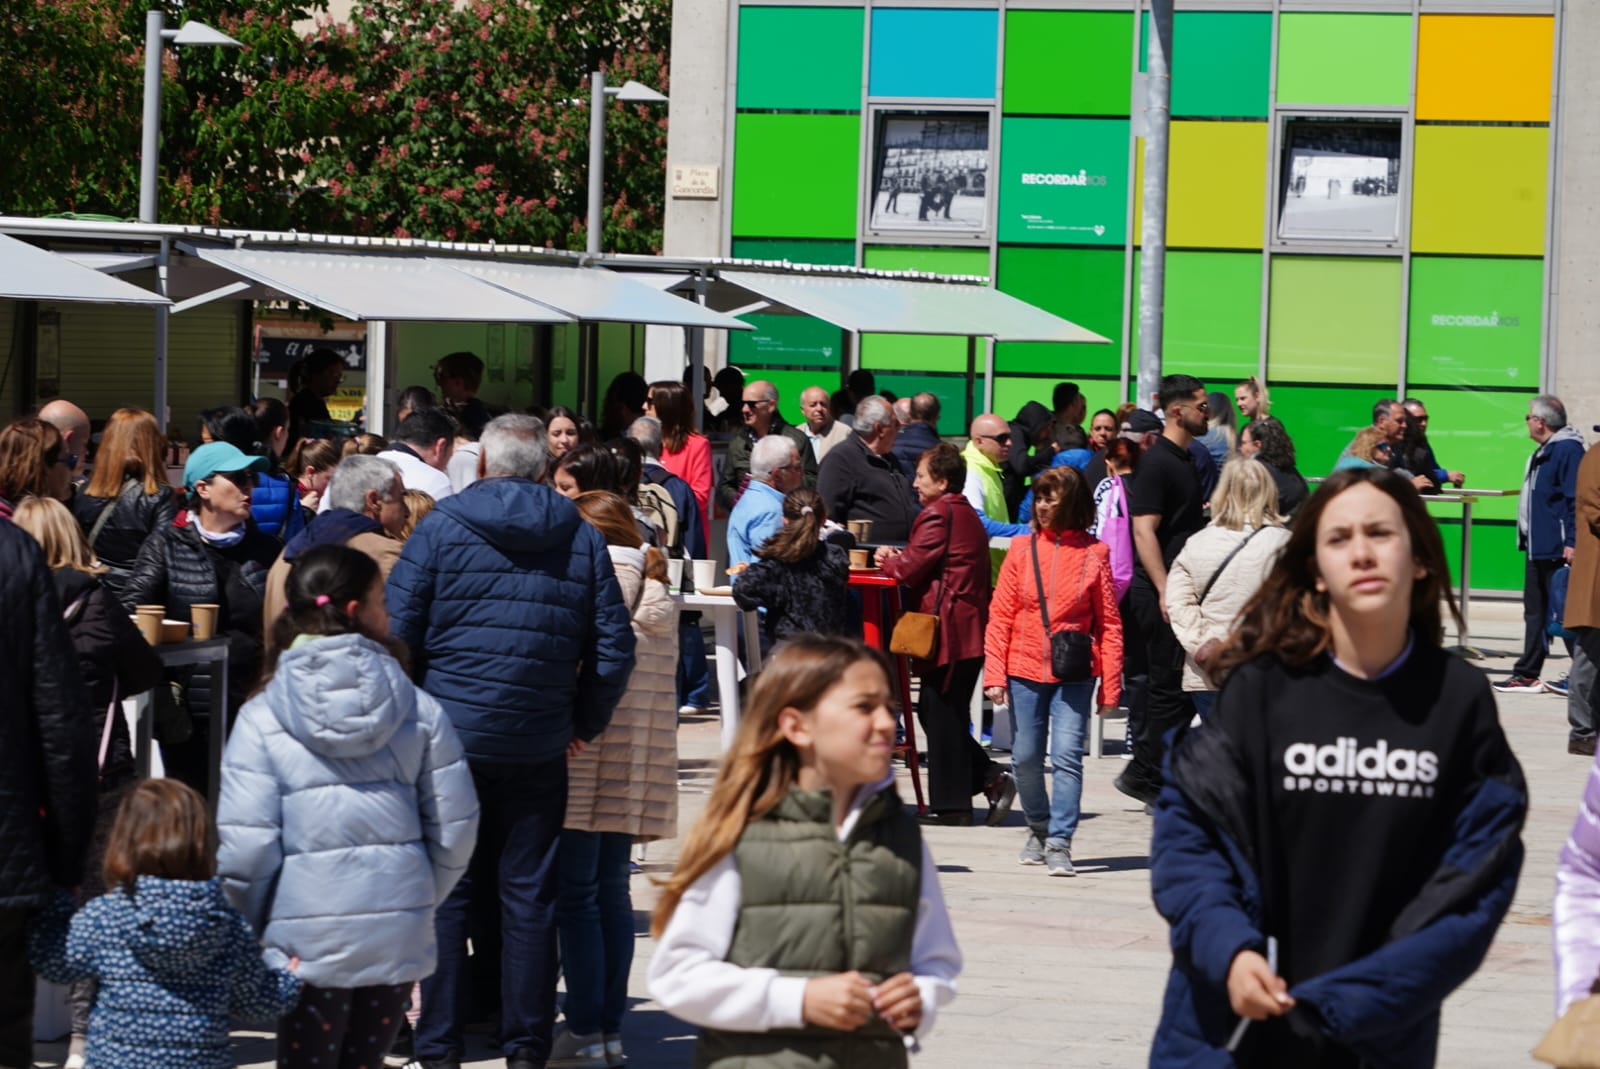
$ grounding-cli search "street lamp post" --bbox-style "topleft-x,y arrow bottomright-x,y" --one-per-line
585,71 -> 668,256
137,9 -> 241,425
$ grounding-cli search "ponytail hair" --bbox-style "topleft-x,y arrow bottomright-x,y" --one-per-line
257,543 -> 405,691
753,488 -> 827,565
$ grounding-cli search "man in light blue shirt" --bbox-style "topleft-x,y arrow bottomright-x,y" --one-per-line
727,435 -> 805,566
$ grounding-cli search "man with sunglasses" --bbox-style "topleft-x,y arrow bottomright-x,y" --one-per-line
715,380 -> 815,510
961,414 -> 1030,579
1400,398 -> 1465,493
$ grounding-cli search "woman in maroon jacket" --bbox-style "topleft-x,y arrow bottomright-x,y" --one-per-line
877,443 -> 1017,826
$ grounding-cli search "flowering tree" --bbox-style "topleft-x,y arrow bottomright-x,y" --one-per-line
0,0 -> 670,253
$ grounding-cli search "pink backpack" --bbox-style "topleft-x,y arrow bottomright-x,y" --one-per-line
1096,475 -> 1134,601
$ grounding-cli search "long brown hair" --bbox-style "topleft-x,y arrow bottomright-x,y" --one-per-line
102,779 -> 215,895
0,418 -> 62,501
754,488 -> 826,565
575,490 -> 668,584
648,380 -> 695,454
651,635 -> 892,936
1210,467 -> 1459,681
286,437 -> 341,484
88,408 -> 169,498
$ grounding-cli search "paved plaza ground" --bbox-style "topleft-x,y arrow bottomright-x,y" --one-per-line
31,598 -> 1584,1068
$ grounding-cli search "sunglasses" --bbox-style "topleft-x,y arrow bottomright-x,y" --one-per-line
208,469 -> 256,488
740,399 -> 770,409
979,433 -> 1013,445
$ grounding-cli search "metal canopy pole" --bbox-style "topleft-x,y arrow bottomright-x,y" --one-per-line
154,238 -> 170,428
1136,0 -> 1174,408
689,271 -> 709,431
965,335 -> 977,426
587,72 -> 606,256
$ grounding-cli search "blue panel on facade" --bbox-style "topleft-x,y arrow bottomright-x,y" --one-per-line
869,9 -> 999,99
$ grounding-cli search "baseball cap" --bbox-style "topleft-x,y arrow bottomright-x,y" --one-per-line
1123,410 -> 1163,435
184,442 -> 269,492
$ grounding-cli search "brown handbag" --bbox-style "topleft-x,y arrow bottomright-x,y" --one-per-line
890,611 -> 938,659
1534,994 -> 1600,1067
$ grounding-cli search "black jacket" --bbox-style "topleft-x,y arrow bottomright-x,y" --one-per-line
55,568 -> 166,784
123,520 -> 279,718
0,523 -> 96,905
69,482 -> 180,603
717,416 -> 817,511
1005,401 -> 1055,517
890,421 -> 942,480
816,435 -> 919,543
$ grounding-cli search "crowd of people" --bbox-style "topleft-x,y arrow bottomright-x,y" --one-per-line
0,353 -> 1591,1069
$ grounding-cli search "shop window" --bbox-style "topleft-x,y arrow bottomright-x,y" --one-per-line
1275,116 -> 1404,246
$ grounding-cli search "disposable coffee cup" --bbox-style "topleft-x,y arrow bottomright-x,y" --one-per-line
849,547 -> 872,569
135,612 -> 162,645
692,559 -> 718,592
135,605 -> 164,617
665,558 -> 685,591
848,519 -> 873,542
190,603 -> 219,641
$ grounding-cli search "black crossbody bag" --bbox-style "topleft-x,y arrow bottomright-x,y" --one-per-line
1032,537 -> 1094,682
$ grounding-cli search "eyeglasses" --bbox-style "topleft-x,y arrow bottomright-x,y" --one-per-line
776,461 -> 804,473
1526,414 -> 1541,423
978,433 -> 1013,445
1182,400 -> 1211,414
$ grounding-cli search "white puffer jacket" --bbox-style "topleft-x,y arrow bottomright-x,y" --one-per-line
1166,523 -> 1292,693
565,546 -> 681,841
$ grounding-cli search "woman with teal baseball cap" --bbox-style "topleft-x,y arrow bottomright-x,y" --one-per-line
121,440 -> 280,792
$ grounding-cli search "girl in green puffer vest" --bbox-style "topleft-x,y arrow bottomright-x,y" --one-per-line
648,635 -> 962,1069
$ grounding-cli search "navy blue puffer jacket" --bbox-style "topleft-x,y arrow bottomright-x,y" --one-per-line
386,476 -> 636,765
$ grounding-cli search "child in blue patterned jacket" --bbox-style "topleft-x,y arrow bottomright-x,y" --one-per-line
29,778 -> 302,1069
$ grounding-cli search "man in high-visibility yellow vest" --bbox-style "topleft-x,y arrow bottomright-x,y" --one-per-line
960,414 -> 1030,579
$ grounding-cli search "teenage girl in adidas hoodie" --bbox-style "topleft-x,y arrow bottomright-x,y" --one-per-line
648,634 -> 961,1069
1150,467 -> 1526,1069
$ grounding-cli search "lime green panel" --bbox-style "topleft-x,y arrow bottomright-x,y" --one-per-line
1277,14 -> 1413,106
863,246 -> 990,277
994,377 -> 1122,427
732,238 -> 857,266
998,118 -> 1130,246
871,373 -> 981,437
729,313 -> 845,370
1434,519 -> 1522,593
995,246 -> 1124,376
1266,384 -> 1388,475
1407,388 -> 1534,522
1004,11 -> 1133,117
1162,252 -> 1262,382
860,333 -> 969,373
1412,126 -> 1549,256
1407,257 -> 1542,387
737,7 -> 865,111
733,114 -> 861,239
1267,257 -> 1402,384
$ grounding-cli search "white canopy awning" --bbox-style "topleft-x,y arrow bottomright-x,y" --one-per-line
716,270 -> 1109,344
0,235 -> 168,305
188,246 -> 575,323
443,260 -> 748,330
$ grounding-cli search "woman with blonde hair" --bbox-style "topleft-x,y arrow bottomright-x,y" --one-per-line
648,635 -> 960,1068
1235,375 -> 1270,426
1334,426 -> 1394,472
12,496 -> 164,1067
551,491 -> 679,1067
399,489 -> 435,541
70,408 -> 179,602
1165,458 -> 1292,716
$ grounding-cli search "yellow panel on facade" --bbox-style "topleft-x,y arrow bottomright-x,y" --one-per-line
1411,125 -> 1548,256
1168,122 -> 1269,250
1416,15 -> 1553,122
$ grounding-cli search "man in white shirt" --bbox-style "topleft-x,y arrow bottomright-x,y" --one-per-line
800,386 -> 852,463
377,407 -> 456,502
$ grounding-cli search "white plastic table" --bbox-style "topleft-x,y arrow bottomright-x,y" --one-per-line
672,592 -> 762,751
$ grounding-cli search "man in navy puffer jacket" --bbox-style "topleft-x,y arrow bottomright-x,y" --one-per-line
387,413 -> 635,1069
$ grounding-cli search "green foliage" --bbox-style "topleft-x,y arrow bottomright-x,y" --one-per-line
0,0 -> 670,252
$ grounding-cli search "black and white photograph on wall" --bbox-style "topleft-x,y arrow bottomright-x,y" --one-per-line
869,113 -> 990,235
1277,117 -> 1403,243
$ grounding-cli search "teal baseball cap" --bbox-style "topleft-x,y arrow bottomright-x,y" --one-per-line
184,442 -> 269,492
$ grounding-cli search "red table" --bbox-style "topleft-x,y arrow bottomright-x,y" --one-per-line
849,570 -> 926,813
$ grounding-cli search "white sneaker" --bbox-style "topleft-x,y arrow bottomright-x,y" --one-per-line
64,1056 -> 85,1069
678,704 -> 705,717
548,1024 -> 609,1069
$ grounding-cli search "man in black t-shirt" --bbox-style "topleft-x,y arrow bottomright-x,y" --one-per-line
1116,375 -> 1209,807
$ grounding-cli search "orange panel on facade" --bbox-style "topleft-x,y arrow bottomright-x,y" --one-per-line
1416,15 -> 1553,122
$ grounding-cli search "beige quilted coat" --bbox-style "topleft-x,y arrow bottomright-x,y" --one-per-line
565,545 -> 681,841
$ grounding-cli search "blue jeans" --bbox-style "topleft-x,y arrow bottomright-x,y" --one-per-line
678,614 -> 711,709
555,830 -> 634,1035
1008,678 -> 1094,849
1190,691 -> 1216,718
416,758 -> 566,1063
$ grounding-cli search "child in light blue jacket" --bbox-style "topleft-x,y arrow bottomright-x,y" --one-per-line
217,543 -> 479,1069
